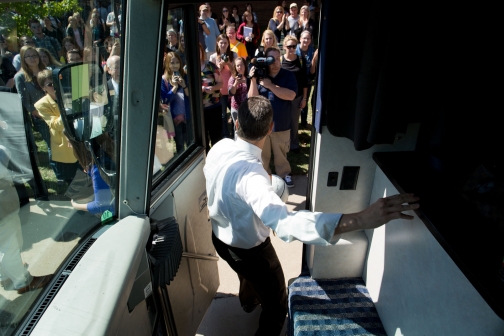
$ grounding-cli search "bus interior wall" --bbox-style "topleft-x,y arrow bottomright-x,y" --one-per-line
307,0 -> 502,280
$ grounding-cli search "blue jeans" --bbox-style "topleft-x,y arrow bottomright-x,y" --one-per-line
174,121 -> 187,154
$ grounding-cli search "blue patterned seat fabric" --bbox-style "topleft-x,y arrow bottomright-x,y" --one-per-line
288,276 -> 386,336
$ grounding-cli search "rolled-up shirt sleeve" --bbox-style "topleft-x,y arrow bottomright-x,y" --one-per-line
243,172 -> 342,246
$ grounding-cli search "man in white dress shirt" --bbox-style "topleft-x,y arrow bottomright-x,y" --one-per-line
203,96 -> 419,335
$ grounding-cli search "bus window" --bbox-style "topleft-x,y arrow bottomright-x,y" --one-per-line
152,7 -> 195,179
0,1 -> 123,332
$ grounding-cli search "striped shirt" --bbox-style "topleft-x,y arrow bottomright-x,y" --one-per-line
33,35 -> 61,60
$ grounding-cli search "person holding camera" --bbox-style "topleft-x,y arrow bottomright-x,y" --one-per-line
210,35 -> 237,139
161,52 -> 190,154
228,57 -> 249,137
248,48 -> 297,187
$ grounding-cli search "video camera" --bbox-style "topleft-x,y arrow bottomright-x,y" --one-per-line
249,46 -> 274,78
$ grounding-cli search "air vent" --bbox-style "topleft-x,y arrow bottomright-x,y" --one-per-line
18,237 -> 97,335
65,237 -> 97,272
19,273 -> 70,335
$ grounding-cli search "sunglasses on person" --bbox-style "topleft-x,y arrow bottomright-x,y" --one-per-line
223,9 -> 228,12
45,82 -> 54,87
285,45 -> 296,49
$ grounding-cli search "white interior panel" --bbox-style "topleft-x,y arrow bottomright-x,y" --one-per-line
363,167 -> 504,335
308,230 -> 368,279
32,216 -> 151,336
307,124 -> 419,279
310,123 -> 419,214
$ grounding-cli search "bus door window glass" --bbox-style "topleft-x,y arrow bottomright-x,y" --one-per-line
0,1 -> 123,332
153,7 -> 194,179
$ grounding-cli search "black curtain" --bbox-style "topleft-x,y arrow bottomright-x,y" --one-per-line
324,0 -> 421,150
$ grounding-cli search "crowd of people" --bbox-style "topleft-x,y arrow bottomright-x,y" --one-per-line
1,0 -> 322,213
184,1 -> 321,187
0,2 -> 121,217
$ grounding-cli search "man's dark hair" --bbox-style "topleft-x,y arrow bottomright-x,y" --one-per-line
265,47 -> 280,57
67,49 -> 81,57
28,18 -> 40,26
236,96 -> 273,141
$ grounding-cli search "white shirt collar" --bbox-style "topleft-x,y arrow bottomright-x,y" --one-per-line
235,137 -> 262,162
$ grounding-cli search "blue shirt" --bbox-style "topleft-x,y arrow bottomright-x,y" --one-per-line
87,164 -> 114,215
296,44 -> 315,77
256,68 -> 297,132
202,17 -> 220,53
160,76 -> 190,120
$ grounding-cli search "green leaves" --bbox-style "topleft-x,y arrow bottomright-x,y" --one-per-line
0,0 -> 81,37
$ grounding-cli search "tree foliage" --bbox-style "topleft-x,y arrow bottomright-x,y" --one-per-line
0,0 -> 81,37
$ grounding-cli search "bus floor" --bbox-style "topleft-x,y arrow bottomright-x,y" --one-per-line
197,174 -> 307,336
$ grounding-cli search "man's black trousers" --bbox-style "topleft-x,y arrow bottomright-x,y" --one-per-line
212,232 -> 288,336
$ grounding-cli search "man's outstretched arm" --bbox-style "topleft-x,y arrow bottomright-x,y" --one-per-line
335,193 -> 420,236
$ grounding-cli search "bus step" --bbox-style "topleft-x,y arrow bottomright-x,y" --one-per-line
288,276 -> 386,336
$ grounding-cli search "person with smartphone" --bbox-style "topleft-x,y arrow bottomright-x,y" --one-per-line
228,57 -> 249,138
160,52 -> 189,154
210,34 -> 237,138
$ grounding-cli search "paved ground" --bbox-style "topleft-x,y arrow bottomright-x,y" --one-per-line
196,174 -> 308,336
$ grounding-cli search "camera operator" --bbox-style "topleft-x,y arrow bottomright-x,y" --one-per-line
248,47 -> 297,187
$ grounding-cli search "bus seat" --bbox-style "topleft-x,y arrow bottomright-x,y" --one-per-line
288,276 -> 386,336
306,230 -> 369,279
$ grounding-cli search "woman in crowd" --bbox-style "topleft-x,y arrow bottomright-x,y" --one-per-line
231,5 -> 241,26
199,43 -> 222,152
59,37 -> 81,63
73,11 -> 86,31
34,70 -> 79,185
297,5 -> 316,41
227,56 -> 248,137
166,29 -> 179,51
90,8 -> 106,31
269,6 -> 289,46
178,33 -> 186,66
296,30 -> 316,127
210,34 -> 236,139
256,29 -> 279,56
36,47 -> 61,70
281,35 -> 308,154
160,52 -> 190,154
237,11 -> 260,59
245,3 -> 258,23
42,16 -> 63,43
103,36 -> 113,64
14,46 -> 51,155
90,12 -> 105,51
282,0 -> 290,14
218,6 -> 236,33
66,16 -> 84,50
